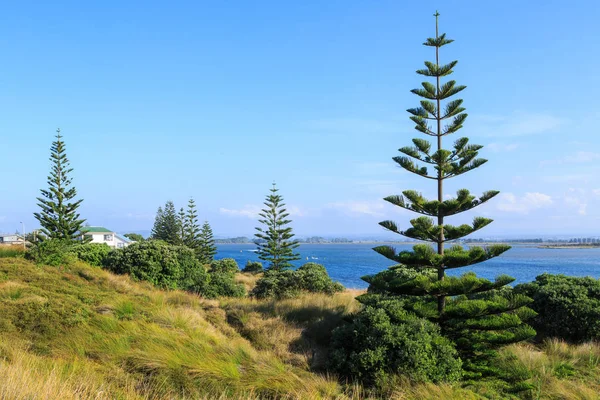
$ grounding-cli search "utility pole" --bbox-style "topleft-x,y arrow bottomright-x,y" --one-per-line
20,221 -> 25,249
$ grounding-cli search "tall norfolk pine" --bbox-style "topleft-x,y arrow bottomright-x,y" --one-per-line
34,129 -> 86,241
364,13 -> 535,380
254,184 -> 300,271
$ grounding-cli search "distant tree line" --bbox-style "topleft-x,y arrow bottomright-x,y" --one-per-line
151,199 -> 217,263
464,238 -> 600,244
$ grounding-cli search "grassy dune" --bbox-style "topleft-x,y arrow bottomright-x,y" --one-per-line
1,257 -> 599,399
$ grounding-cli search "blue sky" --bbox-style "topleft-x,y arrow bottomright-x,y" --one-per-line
1,1 -> 599,238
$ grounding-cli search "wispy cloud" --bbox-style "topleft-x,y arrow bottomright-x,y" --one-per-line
219,205 -> 306,219
219,205 -> 262,219
486,142 -> 519,152
326,200 -> 386,217
561,188 -> 600,216
542,174 -> 593,184
540,151 -> 600,166
472,112 -> 563,137
496,192 -> 553,213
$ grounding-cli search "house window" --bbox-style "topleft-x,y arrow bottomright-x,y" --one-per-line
104,234 -> 113,241
117,242 -> 124,249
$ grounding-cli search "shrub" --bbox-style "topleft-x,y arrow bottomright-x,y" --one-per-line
210,258 -> 239,275
70,243 -> 111,267
200,258 -> 245,298
104,241 -> 207,291
251,263 -> 343,299
251,270 -> 301,299
296,263 -> 344,294
514,274 -> 600,342
328,299 -> 462,387
242,261 -> 263,274
25,239 -> 77,267
203,272 -> 246,298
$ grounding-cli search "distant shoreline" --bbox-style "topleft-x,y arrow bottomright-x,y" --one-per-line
537,245 -> 600,249
217,241 -> 600,248
217,241 -> 416,245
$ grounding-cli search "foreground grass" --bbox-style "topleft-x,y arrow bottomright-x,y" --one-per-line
0,258 -> 342,399
1,257 -> 599,399
0,245 -> 25,258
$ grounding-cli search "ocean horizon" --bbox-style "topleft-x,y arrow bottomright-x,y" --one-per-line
216,243 -> 600,289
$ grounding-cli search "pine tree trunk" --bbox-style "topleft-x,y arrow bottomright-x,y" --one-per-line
435,12 -> 446,315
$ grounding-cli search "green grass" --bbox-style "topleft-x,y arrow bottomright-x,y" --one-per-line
0,245 -> 26,258
0,258 -> 342,399
1,257 -> 599,399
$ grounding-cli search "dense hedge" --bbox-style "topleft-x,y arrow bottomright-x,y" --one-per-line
104,241 -> 208,291
26,240 -> 77,267
329,298 -> 462,386
27,240 -> 111,267
251,262 -> 344,299
70,243 -> 112,267
209,258 -> 239,274
515,274 -> 600,342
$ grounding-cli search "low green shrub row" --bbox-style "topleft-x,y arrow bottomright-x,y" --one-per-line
251,262 -> 344,299
26,240 -> 110,267
26,240 -> 245,299
515,274 -> 600,343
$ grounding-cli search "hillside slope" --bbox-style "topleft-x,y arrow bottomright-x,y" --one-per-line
2,257 -> 600,400
0,258 -> 345,399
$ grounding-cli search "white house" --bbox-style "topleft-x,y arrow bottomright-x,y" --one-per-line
81,227 -> 132,248
0,233 -> 25,245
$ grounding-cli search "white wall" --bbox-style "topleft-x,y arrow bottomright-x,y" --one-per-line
86,232 -> 129,248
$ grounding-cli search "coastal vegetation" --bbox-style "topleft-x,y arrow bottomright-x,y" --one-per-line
1,9 -> 598,400
33,129 -> 86,241
254,183 -> 301,271
326,13 -> 536,394
1,256 -> 599,399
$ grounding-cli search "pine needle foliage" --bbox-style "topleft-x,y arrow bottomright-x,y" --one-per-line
183,198 -> 201,250
150,206 -> 164,239
150,201 -> 181,245
254,184 -> 300,271
34,129 -> 86,241
178,207 -> 186,245
198,221 -> 217,263
362,12 -> 535,383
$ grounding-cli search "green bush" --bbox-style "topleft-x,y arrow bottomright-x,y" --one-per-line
328,299 -> 462,387
514,274 -> 600,342
25,239 -> 78,267
203,272 -> 246,298
210,258 -> 239,275
242,260 -> 263,274
251,270 -> 301,299
296,262 -> 344,294
200,258 -> 245,298
251,263 -> 343,299
104,241 -> 207,292
70,243 -> 111,267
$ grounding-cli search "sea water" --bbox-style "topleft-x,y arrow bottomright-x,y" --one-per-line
216,243 -> 600,289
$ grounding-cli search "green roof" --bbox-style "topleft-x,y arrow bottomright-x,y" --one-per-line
82,227 -> 113,233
